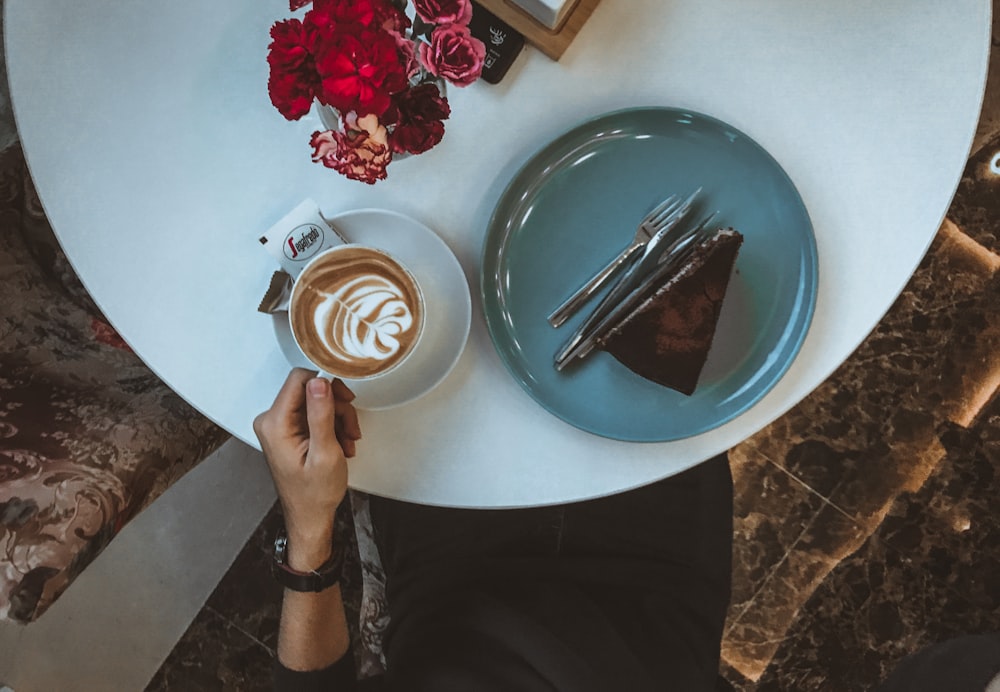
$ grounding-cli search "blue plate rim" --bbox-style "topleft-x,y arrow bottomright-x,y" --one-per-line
480,105 -> 818,442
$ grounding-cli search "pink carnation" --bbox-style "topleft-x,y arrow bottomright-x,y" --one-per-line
310,113 -> 392,184
418,24 -> 485,87
413,0 -> 473,26
391,30 -> 421,81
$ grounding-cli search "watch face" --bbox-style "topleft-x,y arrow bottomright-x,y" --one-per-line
274,533 -> 289,564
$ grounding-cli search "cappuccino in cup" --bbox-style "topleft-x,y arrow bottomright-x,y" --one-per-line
289,246 -> 425,380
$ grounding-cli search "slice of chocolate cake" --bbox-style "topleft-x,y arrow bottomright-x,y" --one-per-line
597,228 -> 743,395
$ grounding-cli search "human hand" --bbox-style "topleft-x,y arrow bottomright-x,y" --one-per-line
253,368 -> 362,570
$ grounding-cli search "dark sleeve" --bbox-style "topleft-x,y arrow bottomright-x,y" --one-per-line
273,652 -> 358,692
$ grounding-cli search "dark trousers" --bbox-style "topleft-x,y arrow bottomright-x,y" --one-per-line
369,452 -> 734,661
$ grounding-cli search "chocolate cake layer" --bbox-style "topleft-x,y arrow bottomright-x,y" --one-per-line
598,228 -> 743,395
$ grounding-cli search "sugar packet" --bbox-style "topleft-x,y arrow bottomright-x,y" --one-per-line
257,199 -> 348,313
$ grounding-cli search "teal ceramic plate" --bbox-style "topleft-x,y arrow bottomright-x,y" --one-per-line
481,107 -> 818,441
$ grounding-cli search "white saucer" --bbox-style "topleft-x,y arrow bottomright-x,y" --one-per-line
273,209 -> 472,410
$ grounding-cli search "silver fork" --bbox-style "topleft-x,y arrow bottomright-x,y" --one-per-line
553,210 -> 718,369
547,189 -> 700,328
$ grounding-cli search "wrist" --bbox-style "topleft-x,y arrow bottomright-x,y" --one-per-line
287,540 -> 334,573
284,518 -> 335,571
272,528 -> 344,592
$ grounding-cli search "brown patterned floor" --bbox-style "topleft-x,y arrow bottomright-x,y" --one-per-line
722,216 -> 1000,683
148,20 -> 1000,692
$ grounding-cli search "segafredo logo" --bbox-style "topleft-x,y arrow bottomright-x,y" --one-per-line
283,223 -> 323,261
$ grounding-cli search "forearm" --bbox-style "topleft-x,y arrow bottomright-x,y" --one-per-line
277,539 -> 351,672
278,583 -> 351,670
254,371 -> 363,685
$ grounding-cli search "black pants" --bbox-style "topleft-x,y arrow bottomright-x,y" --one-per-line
369,452 -> 734,680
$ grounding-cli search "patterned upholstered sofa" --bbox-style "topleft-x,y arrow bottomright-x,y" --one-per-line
0,143 -> 230,622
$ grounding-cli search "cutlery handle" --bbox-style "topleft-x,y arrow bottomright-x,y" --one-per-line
547,241 -> 643,328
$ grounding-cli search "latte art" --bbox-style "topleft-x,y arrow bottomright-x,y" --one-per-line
290,247 -> 424,379
316,275 -> 414,362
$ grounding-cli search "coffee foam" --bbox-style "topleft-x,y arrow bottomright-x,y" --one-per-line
315,274 -> 415,361
291,247 -> 423,379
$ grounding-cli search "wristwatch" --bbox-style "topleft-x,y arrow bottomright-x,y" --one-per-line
271,528 -> 344,592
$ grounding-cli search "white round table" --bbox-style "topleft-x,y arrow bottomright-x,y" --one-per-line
6,0 -> 991,507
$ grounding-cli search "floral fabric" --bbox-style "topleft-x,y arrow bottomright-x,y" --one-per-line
348,490 -> 389,677
0,145 -> 229,623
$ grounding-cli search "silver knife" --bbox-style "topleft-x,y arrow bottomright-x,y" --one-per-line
554,211 -> 718,369
551,194 -> 701,364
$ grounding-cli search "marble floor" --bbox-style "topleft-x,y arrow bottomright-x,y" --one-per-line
147,13 -> 1000,690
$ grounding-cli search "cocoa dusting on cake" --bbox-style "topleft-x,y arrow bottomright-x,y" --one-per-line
598,228 -> 743,395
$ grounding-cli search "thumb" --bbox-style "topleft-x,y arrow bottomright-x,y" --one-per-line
305,378 -> 340,457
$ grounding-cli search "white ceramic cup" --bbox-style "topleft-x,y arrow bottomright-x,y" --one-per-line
288,245 -> 426,381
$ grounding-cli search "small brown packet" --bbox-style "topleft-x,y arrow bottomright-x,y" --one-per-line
257,270 -> 294,314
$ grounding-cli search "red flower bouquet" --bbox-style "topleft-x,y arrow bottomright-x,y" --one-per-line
267,0 -> 486,184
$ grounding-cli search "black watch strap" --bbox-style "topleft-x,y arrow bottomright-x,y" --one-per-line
271,528 -> 344,592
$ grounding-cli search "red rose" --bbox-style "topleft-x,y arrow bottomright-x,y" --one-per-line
388,83 -> 450,155
413,0 -> 473,26
316,27 -> 407,116
418,24 -> 484,87
267,19 -> 322,120
310,113 -> 392,184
